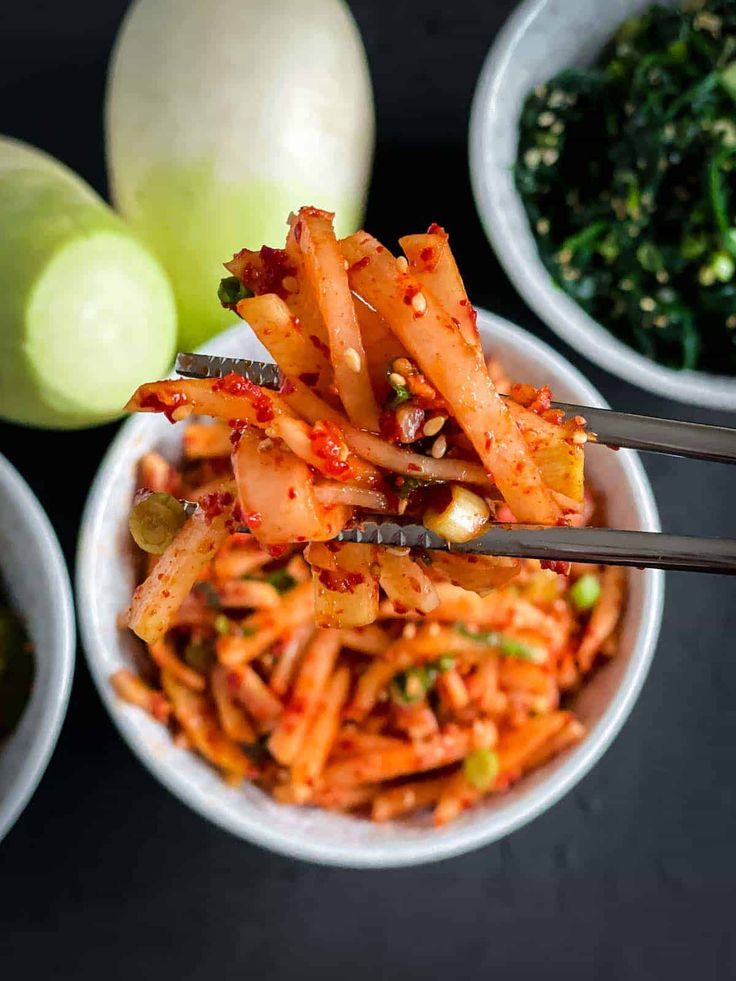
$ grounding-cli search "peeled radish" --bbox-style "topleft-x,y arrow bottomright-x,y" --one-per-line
0,136 -> 176,429
106,0 -> 375,349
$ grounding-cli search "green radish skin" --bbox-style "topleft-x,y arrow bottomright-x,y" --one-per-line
0,137 -> 176,429
106,0 -> 375,350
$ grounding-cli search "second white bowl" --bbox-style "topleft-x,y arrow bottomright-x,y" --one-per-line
77,311 -> 664,867
469,0 -> 736,411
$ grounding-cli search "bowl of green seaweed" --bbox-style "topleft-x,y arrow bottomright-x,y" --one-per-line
470,0 -> 736,409
0,453 -> 74,844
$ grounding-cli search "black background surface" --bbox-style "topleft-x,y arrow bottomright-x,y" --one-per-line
1,1 -> 735,977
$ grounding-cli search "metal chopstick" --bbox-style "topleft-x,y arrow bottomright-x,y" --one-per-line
174,353 -> 736,464
177,500 -> 736,575
334,521 -> 736,575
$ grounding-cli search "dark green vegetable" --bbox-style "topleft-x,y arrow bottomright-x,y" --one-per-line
129,492 -> 187,554
515,0 -> 736,373
261,568 -> 297,594
385,362 -> 412,407
390,656 -> 454,705
217,275 -> 252,308
0,607 -> 34,738
455,624 -> 545,663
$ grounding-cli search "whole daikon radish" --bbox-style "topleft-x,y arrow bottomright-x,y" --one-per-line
0,136 -> 176,429
106,0 -> 375,349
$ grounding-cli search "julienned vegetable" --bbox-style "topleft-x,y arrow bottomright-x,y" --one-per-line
455,624 -> 546,664
516,0 -> 736,374
0,137 -> 176,429
106,0 -> 375,350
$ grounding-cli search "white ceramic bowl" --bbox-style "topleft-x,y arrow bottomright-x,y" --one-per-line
469,0 -> 736,411
77,312 -> 664,867
0,453 -> 75,844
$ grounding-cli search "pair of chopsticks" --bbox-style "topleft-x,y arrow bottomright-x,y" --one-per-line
175,352 -> 736,575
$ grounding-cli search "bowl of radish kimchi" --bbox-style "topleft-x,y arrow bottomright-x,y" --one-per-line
77,210 -> 663,867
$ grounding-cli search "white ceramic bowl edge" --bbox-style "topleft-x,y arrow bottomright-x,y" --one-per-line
77,312 -> 664,867
0,454 -> 75,844
469,0 -> 736,411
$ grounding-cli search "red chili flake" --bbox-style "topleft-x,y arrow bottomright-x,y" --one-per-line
393,601 -> 409,615
243,511 -> 262,530
309,419 -> 354,480
419,245 -> 439,270
309,334 -> 330,358
299,372 -> 320,387
280,377 -> 296,396
139,390 -> 189,424
318,568 -> 365,593
403,283 -> 421,305
348,256 -> 370,274
199,491 -> 234,524
226,671 -> 241,692
267,544 -> 288,559
213,373 -> 274,423
376,245 -> 385,253
484,433 -> 494,451
293,220 -> 303,243
426,222 -> 447,237
541,560 -> 571,576
287,487 -> 297,500
407,463 -> 421,473
229,246 -> 296,298
162,590 -> 171,598
510,382 -> 553,415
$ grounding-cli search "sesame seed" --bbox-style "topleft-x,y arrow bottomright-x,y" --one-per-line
430,434 -> 447,459
422,415 -> 446,438
524,148 -> 542,169
640,297 -> 656,312
258,438 -> 273,452
396,256 -> 409,273
389,371 -> 407,388
343,347 -> 362,373
397,498 -> 409,515
727,316 -> 736,330
427,622 -> 441,637
551,121 -> 564,135
572,431 -> 587,446
402,622 -> 417,639
411,291 -> 427,315
281,275 -> 299,293
542,149 -> 559,166
536,218 -> 550,235
387,546 -> 410,557
264,427 -> 276,438
343,259 -> 349,270
538,111 -> 556,127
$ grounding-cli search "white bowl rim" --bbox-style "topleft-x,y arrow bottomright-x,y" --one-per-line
469,0 -> 736,411
77,311 -> 664,867
0,453 -> 76,844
